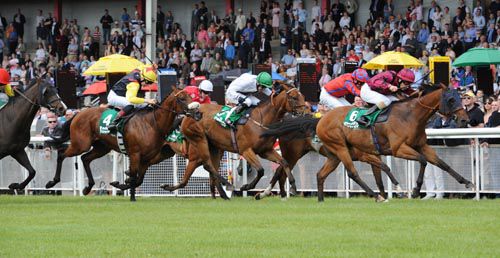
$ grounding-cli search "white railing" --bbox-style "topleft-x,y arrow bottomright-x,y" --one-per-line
1,128 -> 499,199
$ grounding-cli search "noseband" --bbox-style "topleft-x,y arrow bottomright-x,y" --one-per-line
271,87 -> 305,115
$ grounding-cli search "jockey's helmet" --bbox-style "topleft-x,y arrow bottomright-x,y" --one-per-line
256,72 -> 273,88
140,65 -> 157,83
199,80 -> 213,92
397,68 -> 415,84
351,68 -> 370,84
0,68 -> 10,85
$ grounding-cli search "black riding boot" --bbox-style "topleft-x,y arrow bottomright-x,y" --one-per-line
357,105 -> 379,127
108,105 -> 133,132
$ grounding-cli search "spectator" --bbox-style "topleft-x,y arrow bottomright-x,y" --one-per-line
13,9 -> 26,39
121,8 -> 130,27
100,9 -> 113,44
319,66 -> 331,88
462,91 -> 484,128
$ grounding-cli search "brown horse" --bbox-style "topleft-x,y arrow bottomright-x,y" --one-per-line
0,79 -> 66,191
45,88 -> 228,201
160,82 -> 307,195
254,133 -> 403,201
263,84 -> 474,201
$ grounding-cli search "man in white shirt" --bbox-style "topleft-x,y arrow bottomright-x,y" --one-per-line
311,0 -> 321,23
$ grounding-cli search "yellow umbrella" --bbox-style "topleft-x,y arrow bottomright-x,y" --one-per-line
83,54 -> 144,76
362,51 -> 424,70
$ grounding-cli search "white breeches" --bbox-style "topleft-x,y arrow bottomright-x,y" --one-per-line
360,84 -> 398,108
107,90 -> 147,108
226,92 -> 261,107
319,88 -> 351,109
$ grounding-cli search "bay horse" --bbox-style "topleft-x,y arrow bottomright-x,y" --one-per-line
263,84 -> 474,201
45,87 -> 226,201
254,132 -> 403,201
160,82 -> 307,195
0,79 -> 67,191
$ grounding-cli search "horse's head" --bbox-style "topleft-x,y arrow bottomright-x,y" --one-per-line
439,85 -> 469,128
272,81 -> 307,115
169,86 -> 194,114
40,79 -> 67,116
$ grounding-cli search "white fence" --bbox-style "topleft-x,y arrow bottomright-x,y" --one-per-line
1,129 -> 499,199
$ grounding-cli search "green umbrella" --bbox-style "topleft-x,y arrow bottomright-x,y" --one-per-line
453,48 -> 500,67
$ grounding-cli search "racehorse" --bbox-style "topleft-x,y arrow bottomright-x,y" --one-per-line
45,87 -> 224,201
254,132 -> 403,201
0,79 -> 66,191
160,82 -> 307,195
262,84 -> 474,201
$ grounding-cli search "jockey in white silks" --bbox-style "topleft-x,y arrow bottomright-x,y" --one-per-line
224,72 -> 273,127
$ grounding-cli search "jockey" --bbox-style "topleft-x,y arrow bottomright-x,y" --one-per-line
224,71 -> 273,127
107,64 -> 158,131
319,68 -> 370,109
184,80 -> 213,104
357,68 -> 416,126
0,68 -> 14,98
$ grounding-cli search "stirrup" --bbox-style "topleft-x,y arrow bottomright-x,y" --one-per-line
356,116 -> 370,127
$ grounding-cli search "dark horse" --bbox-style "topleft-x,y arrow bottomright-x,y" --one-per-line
254,132 -> 403,201
0,79 -> 67,191
263,84 -> 474,201
160,82 -> 307,196
45,88 -> 228,201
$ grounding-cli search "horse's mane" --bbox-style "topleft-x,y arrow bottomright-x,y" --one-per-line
392,83 -> 443,104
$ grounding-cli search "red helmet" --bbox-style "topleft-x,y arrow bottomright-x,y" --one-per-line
352,68 -> 370,84
0,68 -> 10,85
397,68 -> 415,83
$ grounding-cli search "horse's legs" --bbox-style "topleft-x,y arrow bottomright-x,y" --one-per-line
239,149 -> 265,191
316,155 -> 341,202
324,144 -> 383,201
392,144 -> 428,198
46,147 -> 67,188
8,150 -> 36,190
80,142 -> 110,195
160,158 -> 202,191
259,149 -> 298,196
419,144 -> 474,188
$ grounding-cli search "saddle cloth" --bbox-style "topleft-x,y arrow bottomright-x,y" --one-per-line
343,106 -> 392,129
213,105 -> 252,129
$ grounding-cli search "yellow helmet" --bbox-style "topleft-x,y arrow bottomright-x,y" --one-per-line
141,65 -> 157,83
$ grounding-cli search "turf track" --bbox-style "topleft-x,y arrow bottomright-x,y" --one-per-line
0,196 -> 499,257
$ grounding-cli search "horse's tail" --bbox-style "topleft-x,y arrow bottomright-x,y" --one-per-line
52,115 -> 75,144
262,116 -> 320,139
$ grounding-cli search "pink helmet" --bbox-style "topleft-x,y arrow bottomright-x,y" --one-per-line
352,69 -> 370,84
397,68 -> 415,83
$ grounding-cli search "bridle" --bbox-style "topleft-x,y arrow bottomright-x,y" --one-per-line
153,89 -> 190,114
270,87 -> 306,116
12,81 -> 64,112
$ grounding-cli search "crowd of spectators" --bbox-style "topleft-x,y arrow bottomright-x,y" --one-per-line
0,1 -> 499,141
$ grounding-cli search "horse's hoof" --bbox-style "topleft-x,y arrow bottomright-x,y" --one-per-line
465,182 -> 475,189
45,180 -> 59,189
240,184 -> 251,191
8,183 -> 21,190
110,181 -> 120,188
396,192 -> 406,199
225,184 -> 235,192
130,198 -> 136,202
124,170 -> 130,176
82,187 -> 92,196
411,188 -> 421,199
254,193 -> 262,200
318,198 -> 324,202
160,184 -> 175,192
289,186 -> 298,196
375,195 -> 386,202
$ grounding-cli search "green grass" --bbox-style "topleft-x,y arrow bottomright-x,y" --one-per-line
0,196 -> 499,258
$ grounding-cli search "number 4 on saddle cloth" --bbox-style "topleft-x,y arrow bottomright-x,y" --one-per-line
99,109 -> 125,135
213,105 -> 253,129
343,106 -> 392,129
